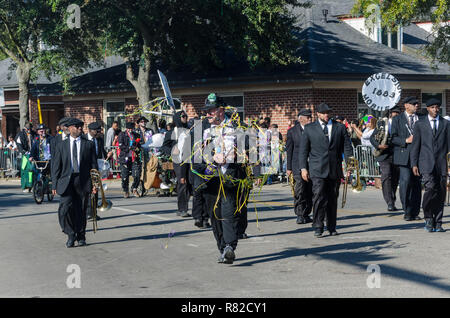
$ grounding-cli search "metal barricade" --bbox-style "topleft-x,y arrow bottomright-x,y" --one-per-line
0,148 -> 20,177
105,146 -> 121,174
353,145 -> 380,178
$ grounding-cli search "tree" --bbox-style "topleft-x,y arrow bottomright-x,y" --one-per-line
51,0 -> 306,129
352,0 -> 449,65
0,1 -> 102,129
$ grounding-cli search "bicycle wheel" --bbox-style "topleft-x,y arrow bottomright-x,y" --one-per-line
33,180 -> 44,204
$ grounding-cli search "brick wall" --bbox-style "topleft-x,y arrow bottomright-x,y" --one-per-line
245,89 -> 314,135
125,98 -> 140,124
182,94 -> 208,118
64,100 -> 103,133
313,88 -> 357,123
181,89 -> 361,136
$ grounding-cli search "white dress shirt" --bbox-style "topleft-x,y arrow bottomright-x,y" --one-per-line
87,133 -> 98,155
69,136 -> 81,172
428,115 -> 440,131
319,119 -> 332,142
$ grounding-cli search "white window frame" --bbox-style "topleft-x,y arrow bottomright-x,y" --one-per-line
421,91 -> 446,116
220,93 -> 244,121
103,99 -> 126,130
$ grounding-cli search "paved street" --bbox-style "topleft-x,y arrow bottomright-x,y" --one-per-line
0,179 -> 449,298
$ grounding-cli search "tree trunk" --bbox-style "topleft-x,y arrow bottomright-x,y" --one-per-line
125,45 -> 157,133
16,62 -> 31,129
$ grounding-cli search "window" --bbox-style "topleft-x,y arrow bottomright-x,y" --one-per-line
379,26 -> 402,51
221,95 -> 244,123
421,92 -> 445,116
104,100 -> 126,131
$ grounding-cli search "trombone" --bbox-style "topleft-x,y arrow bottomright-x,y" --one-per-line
90,169 -> 113,233
341,157 -> 363,209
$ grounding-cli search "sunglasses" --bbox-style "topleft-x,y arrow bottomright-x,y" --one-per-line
181,115 -> 188,118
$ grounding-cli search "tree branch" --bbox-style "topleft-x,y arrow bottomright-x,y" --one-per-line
0,15 -> 29,63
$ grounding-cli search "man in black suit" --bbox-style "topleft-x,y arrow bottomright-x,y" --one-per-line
390,96 -> 421,221
286,108 -> 313,224
410,98 -> 449,232
299,103 -> 353,237
84,122 -> 110,160
370,106 -> 401,211
51,118 -> 98,247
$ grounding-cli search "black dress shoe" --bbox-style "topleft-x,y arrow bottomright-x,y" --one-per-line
78,240 -> 87,246
314,230 -> 323,238
387,205 -> 397,211
203,220 -> 211,228
413,216 -> 421,220
194,219 -> 203,228
404,216 -> 413,221
304,216 -> 313,223
238,233 -> 249,239
66,236 -> 76,248
329,231 -> 339,236
296,216 -> 306,224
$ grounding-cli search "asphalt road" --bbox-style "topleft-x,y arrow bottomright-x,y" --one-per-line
0,179 -> 449,298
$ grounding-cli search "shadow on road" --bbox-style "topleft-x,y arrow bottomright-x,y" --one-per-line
234,239 -> 450,293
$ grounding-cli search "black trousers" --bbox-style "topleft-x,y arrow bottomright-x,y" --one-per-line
192,186 -> 208,221
422,169 -> 446,225
204,177 -> 239,253
58,174 -> 89,240
173,163 -> 192,213
311,177 -> 339,232
379,157 -> 399,207
120,161 -> 141,192
398,165 -> 421,218
237,190 -> 250,236
293,174 -> 313,218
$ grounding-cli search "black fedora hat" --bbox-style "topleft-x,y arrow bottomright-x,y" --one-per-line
316,103 -> 332,113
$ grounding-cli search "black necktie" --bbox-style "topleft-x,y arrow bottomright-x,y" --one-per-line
432,119 -> 437,136
72,139 -> 79,173
322,122 -> 329,140
409,115 -> 415,129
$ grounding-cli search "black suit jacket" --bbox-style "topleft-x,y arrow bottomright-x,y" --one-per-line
410,116 -> 450,176
286,124 -> 305,175
83,134 -> 107,159
391,112 -> 416,167
299,120 -> 353,180
51,137 -> 98,195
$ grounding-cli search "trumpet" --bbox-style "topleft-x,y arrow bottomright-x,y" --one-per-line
341,157 -> 363,209
90,169 -> 113,233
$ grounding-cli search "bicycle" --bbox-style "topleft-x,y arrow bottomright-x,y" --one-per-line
32,160 -> 54,204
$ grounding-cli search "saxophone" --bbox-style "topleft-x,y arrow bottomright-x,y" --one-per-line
373,118 -> 389,157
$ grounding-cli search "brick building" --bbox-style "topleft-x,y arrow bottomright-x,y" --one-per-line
1,0 -> 449,139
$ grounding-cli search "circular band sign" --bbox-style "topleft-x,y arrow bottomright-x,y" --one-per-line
362,72 -> 402,111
